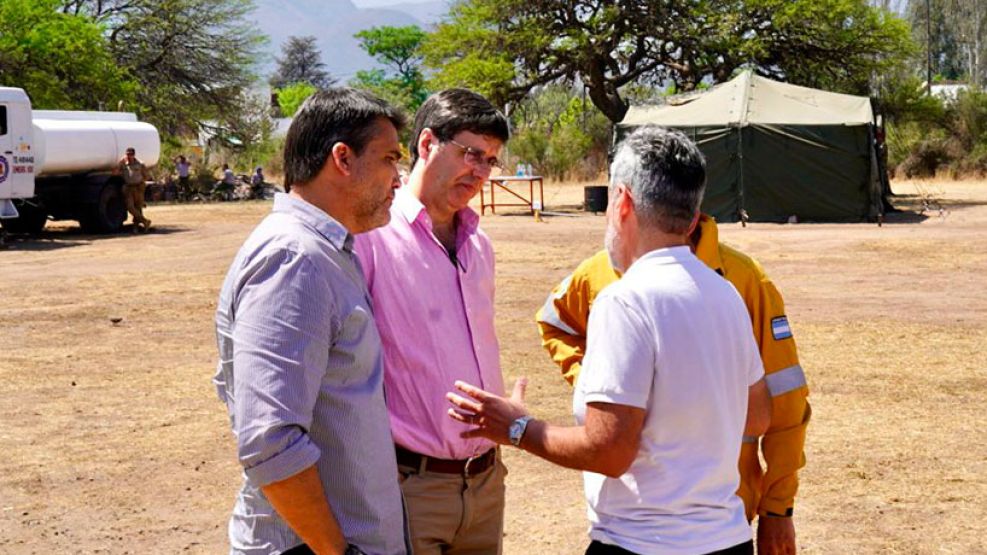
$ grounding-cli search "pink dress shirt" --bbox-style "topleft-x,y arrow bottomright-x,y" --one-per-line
354,188 -> 505,460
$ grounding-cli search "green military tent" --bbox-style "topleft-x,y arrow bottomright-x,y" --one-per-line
617,71 -> 883,223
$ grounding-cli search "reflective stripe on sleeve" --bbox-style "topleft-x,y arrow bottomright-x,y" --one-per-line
742,435 -> 758,444
764,364 -> 807,397
536,275 -> 578,335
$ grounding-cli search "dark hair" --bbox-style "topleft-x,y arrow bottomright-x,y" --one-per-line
408,88 -> 510,165
610,126 -> 706,234
126,147 -> 135,154
283,87 -> 406,188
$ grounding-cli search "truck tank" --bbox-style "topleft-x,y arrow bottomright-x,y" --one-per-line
32,111 -> 160,175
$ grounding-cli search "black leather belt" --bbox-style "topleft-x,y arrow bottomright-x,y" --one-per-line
395,445 -> 496,478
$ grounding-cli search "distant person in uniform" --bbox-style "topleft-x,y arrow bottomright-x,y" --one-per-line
118,147 -> 152,232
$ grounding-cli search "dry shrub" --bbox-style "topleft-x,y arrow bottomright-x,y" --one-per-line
897,138 -> 950,177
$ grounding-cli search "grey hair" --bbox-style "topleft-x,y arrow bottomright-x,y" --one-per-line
609,126 -> 707,234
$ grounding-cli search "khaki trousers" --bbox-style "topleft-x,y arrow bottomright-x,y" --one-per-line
398,454 -> 506,555
123,183 -> 148,225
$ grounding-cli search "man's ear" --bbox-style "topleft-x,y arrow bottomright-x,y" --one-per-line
685,211 -> 701,235
329,142 -> 353,176
614,184 -> 635,220
417,128 -> 437,161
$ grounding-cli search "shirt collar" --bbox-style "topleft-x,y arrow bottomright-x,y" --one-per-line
272,193 -> 352,251
393,186 -> 480,235
395,187 -> 426,224
693,214 -> 724,273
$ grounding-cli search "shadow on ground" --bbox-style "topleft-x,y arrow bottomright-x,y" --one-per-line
1,224 -> 190,252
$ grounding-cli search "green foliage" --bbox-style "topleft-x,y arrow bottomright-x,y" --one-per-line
352,26 -> 429,113
270,36 -> 335,90
220,91 -> 280,171
951,88 -> 987,150
543,125 -> 593,180
421,1 -> 516,107
0,0 -> 135,109
276,82 -> 317,117
906,0 -> 986,86
67,0 -> 265,136
891,87 -> 987,177
747,0 -> 917,96
877,73 -> 946,125
425,0 -> 917,122
509,86 -> 611,180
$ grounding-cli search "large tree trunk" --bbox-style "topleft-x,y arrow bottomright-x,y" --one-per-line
584,82 -> 628,124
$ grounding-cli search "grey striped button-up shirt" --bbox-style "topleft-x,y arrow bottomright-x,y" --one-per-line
214,193 -> 408,555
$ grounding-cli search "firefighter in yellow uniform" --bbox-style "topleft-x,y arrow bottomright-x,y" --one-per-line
536,214 -> 810,555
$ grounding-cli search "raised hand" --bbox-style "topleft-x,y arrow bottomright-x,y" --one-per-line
446,378 -> 529,444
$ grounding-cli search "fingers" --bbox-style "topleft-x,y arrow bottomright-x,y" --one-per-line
454,380 -> 489,401
447,409 -> 487,440
511,377 -> 528,403
447,408 -> 485,425
446,391 -> 483,414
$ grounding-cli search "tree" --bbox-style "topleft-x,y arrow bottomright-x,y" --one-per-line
0,0 -> 135,109
424,0 -> 915,123
352,26 -> 429,113
510,85 -> 611,179
907,0 -> 986,86
207,90 -> 280,172
63,0 -> 264,136
270,36 -> 335,90
275,82 -> 317,117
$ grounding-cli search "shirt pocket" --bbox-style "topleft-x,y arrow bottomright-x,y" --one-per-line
325,302 -> 380,387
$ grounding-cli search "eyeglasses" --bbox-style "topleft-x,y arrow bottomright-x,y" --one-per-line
446,140 -> 503,174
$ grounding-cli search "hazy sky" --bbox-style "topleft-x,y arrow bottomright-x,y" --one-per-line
350,0 -> 407,6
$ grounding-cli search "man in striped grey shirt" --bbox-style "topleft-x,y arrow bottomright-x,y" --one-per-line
214,88 -> 410,555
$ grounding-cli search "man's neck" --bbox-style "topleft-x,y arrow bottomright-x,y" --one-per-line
432,215 -> 457,251
289,187 -> 357,234
628,229 -> 689,268
407,168 -> 458,249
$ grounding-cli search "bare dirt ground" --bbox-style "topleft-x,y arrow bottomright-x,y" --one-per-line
1,179 -> 985,554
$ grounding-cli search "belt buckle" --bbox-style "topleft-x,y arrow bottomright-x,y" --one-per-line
463,452 -> 482,478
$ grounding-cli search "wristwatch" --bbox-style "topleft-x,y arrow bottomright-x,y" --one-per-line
509,415 -> 534,447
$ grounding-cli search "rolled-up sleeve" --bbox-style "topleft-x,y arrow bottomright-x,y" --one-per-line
230,248 -> 336,487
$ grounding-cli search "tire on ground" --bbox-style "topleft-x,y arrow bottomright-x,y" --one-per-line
79,182 -> 126,234
0,200 -> 48,234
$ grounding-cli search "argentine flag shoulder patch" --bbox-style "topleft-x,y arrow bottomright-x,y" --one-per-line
771,316 -> 793,340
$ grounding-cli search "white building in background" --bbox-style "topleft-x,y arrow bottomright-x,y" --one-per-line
930,83 -> 969,102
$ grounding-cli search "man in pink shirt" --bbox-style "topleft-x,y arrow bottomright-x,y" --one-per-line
354,88 -> 510,554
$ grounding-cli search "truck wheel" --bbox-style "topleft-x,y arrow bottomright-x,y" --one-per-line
0,200 -> 48,234
79,183 -> 126,233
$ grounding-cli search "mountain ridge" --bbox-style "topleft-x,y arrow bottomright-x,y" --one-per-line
251,0 -> 450,82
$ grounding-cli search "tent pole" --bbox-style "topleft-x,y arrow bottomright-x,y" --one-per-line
738,125 -> 747,227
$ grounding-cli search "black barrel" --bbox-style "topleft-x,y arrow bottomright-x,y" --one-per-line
584,185 -> 608,212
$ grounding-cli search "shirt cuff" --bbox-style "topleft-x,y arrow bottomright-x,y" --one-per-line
243,433 -> 321,487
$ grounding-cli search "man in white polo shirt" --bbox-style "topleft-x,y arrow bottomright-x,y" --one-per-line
447,125 -> 772,555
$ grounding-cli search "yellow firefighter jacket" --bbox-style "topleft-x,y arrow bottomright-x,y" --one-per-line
535,215 -> 810,520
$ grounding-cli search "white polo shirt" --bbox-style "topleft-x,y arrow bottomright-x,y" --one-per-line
574,246 -> 763,555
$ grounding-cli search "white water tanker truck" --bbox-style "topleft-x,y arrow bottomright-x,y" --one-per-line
0,87 -> 160,234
